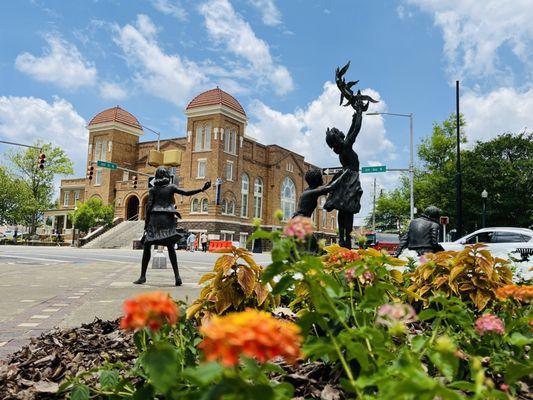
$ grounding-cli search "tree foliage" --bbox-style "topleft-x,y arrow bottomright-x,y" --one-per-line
371,114 -> 533,234
70,197 -> 114,233
0,166 -> 34,225
7,142 -> 73,234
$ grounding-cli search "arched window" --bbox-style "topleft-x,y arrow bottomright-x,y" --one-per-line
191,198 -> 199,213
241,173 -> 249,217
201,198 -> 209,213
253,177 -> 263,219
195,123 -> 211,151
228,200 -> 235,215
221,198 -> 228,214
280,177 -> 296,221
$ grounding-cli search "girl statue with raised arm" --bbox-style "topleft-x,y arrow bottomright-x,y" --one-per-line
134,166 -> 211,286
324,62 -> 377,249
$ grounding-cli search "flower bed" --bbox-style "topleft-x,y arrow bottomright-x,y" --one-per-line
2,218 -> 532,399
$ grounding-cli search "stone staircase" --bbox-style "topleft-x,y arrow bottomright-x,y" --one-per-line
83,221 -> 145,249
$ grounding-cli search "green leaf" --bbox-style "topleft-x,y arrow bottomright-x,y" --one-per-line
447,381 -> 476,392
183,362 -> 225,386
271,275 -> 294,295
429,350 -> 458,382
411,335 -> 428,353
99,370 -> 119,390
69,384 -> 90,400
261,261 -> 285,283
504,361 -> 533,383
508,332 -> 532,347
345,342 -> 370,372
133,385 -> 155,400
418,309 -> 438,321
140,343 -> 178,393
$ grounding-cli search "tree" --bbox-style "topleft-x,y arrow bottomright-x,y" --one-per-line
365,184 -> 410,233
371,113 -> 533,235
70,198 -> 114,233
461,132 -> 533,231
0,166 -> 34,225
7,142 -> 73,234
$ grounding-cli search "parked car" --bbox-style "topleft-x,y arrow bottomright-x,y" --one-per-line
2,230 -> 14,240
440,227 -> 533,261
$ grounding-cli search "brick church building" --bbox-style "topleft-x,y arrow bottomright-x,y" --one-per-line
47,88 -> 338,248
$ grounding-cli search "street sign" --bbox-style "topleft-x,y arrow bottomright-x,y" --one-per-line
96,160 -> 117,169
361,165 -> 386,173
440,216 -> 449,225
322,167 -> 343,175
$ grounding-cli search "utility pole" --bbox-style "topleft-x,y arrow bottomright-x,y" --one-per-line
372,177 -> 376,232
455,81 -> 463,238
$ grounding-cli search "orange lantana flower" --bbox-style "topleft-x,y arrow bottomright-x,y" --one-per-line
199,308 -> 302,367
120,291 -> 179,332
495,284 -> 533,303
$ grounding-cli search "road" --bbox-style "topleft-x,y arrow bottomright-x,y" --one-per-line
0,245 -> 272,360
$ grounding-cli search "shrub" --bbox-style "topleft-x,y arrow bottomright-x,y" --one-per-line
406,244 -> 513,310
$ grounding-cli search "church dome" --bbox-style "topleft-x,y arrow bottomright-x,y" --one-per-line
186,87 -> 246,116
88,106 -> 142,130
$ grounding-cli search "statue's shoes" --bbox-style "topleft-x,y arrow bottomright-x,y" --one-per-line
133,277 -> 146,284
175,277 -> 183,286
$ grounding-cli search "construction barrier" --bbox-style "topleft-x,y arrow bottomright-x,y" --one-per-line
208,240 -> 233,252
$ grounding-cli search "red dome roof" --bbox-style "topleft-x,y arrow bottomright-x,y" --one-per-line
88,106 -> 142,130
186,88 -> 246,116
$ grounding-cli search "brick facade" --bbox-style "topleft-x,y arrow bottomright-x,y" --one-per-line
51,89 -> 339,246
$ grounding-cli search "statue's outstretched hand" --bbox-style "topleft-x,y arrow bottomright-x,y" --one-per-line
202,181 -> 212,192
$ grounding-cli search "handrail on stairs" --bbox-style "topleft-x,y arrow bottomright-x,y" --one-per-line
78,217 -> 123,247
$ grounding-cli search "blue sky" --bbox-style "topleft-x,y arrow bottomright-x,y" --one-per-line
1,0 -> 532,222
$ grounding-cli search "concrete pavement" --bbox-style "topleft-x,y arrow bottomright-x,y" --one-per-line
0,246 -> 271,359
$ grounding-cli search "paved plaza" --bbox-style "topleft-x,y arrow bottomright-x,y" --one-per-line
0,245 -> 271,359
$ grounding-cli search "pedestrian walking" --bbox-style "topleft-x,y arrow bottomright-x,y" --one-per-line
194,234 -> 199,252
13,229 -> 18,244
55,229 -> 61,246
134,166 -> 211,286
187,232 -> 196,252
201,232 -> 208,252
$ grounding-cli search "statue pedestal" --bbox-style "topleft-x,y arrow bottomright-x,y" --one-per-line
151,247 -> 167,269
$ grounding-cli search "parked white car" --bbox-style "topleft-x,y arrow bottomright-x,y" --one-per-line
440,227 -> 533,261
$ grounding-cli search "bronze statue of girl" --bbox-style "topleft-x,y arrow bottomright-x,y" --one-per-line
134,166 -> 210,286
324,62 -> 377,249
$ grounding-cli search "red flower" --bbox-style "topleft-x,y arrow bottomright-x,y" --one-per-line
199,308 -> 302,367
120,291 -> 179,332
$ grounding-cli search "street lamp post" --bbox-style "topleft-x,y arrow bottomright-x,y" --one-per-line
367,112 -> 414,220
481,189 -> 488,228
141,125 -> 161,151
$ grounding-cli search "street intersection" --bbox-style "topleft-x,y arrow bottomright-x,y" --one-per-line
0,246 -> 272,359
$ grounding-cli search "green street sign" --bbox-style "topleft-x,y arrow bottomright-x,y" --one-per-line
96,161 -> 117,170
361,165 -> 386,173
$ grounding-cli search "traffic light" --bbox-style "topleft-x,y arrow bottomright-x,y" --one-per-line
38,153 -> 46,170
133,175 -> 138,189
87,165 -> 94,181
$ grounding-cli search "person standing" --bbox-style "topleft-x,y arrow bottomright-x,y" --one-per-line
134,167 -> 211,286
201,232 -> 208,252
187,232 -> 196,252
13,229 -> 18,244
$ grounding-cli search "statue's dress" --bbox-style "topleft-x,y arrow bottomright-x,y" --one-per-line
324,168 -> 362,214
143,184 -> 184,246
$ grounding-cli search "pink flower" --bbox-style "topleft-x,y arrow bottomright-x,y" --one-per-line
345,268 -> 356,282
475,314 -> 505,336
376,303 -> 417,328
500,384 -> 509,392
284,216 -> 314,240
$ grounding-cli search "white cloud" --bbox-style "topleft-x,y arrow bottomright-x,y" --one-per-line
462,87 -> 533,143
15,34 -> 97,89
247,81 -> 393,167
112,14 -> 207,106
0,96 -> 87,177
404,0 -> 533,82
199,0 -> 293,95
149,0 -> 187,21
248,0 -> 282,26
247,82 -> 396,225
99,82 -> 128,101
